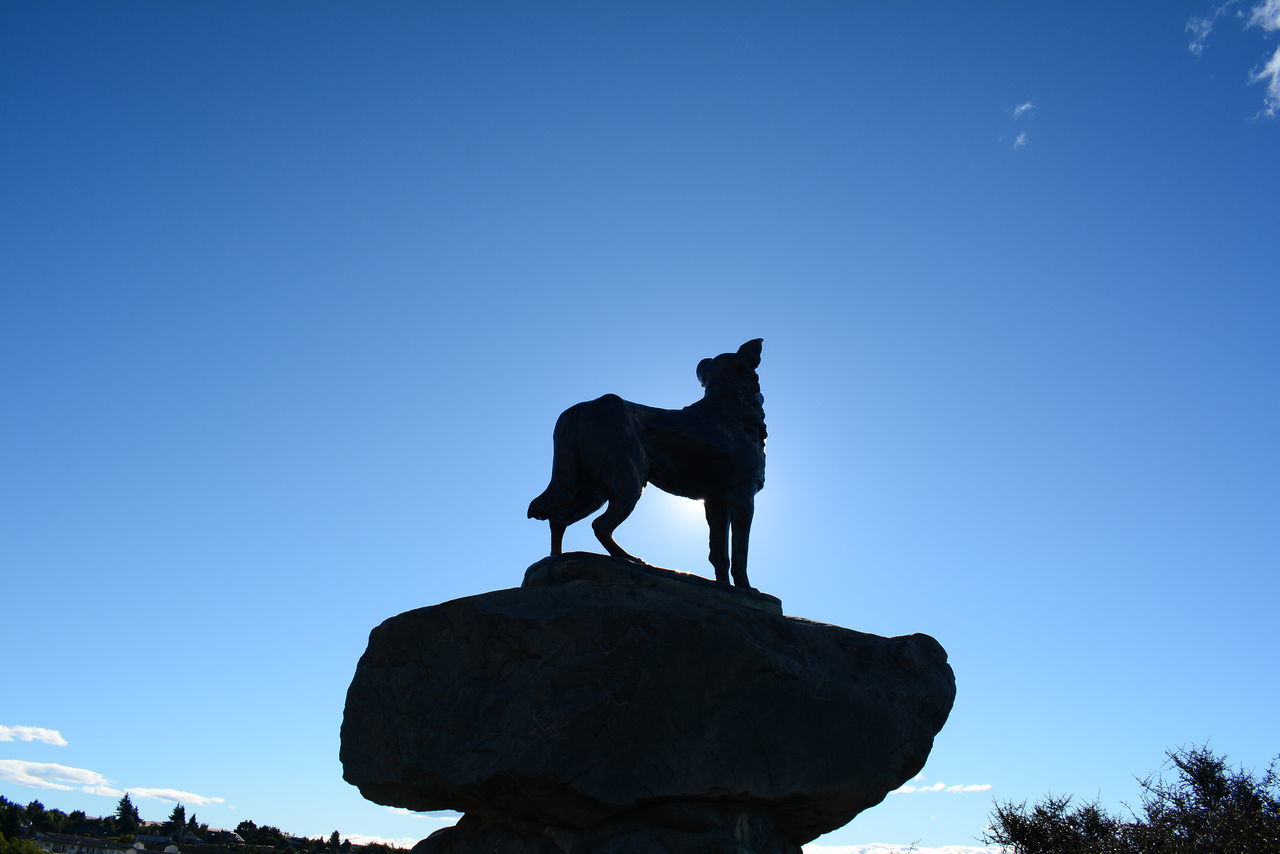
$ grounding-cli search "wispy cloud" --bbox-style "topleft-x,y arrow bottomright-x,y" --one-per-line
0,759 -> 109,791
892,780 -> 993,794
128,787 -> 227,807
1250,46 -> 1280,115
1007,99 -> 1035,148
1248,0 -> 1280,29
1189,1 -> 1280,116
1246,1 -> 1280,116
0,725 -> 68,746
1187,1 -> 1238,54
1,753 -> 227,809
83,785 -> 127,797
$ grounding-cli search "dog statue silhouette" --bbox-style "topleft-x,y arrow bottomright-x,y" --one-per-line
529,339 -> 766,589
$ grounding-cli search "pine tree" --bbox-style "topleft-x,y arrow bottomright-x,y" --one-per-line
114,794 -> 140,836
166,804 -> 186,840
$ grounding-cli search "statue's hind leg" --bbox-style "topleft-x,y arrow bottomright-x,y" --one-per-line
591,492 -> 642,562
705,498 -> 730,585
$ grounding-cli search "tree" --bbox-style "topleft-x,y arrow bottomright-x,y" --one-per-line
0,797 -> 24,839
0,837 -> 47,854
166,804 -> 186,840
43,809 -> 67,834
22,803 -> 44,831
21,802 -> 62,833
115,794 -> 140,836
985,746 -> 1280,853
327,830 -> 341,851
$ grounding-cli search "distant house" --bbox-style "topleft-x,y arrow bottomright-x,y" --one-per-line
203,831 -> 243,846
134,836 -> 174,846
32,833 -> 135,854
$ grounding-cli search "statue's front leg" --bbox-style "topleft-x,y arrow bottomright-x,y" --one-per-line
729,497 -> 755,590
704,498 -> 730,585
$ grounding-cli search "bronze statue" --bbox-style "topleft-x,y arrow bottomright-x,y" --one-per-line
529,339 -> 766,589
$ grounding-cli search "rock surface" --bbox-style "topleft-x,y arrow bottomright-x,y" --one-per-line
341,553 -> 955,853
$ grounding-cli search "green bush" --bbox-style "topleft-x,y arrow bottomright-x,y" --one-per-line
985,746 -> 1280,853
0,836 -> 49,854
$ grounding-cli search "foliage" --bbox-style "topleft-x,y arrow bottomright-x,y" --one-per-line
115,794 -> 140,836
17,802 -> 69,834
0,795 -> 406,853
20,804 -> 43,834
985,746 -> 1280,853
235,819 -> 289,847
0,836 -> 48,854
166,804 -> 186,838
0,798 -> 23,840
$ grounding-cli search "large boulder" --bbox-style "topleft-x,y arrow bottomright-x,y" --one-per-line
341,553 -> 955,853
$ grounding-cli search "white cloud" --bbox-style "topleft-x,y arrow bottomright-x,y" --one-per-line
343,835 -> 419,849
0,759 -> 109,791
0,725 -> 68,746
1250,46 -> 1280,115
1248,0 -> 1280,30
1013,132 -> 1029,149
804,846 -> 1007,854
892,780 -> 993,794
1011,100 -> 1036,117
1187,1 -> 1238,54
128,787 -> 227,807
82,785 -> 126,797
0,755 -> 226,808
1190,1 -> 1280,115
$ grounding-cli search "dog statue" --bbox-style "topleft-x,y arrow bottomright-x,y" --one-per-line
529,339 -> 766,589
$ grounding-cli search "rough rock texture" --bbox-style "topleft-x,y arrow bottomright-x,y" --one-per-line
411,803 -> 804,854
341,553 -> 955,853
523,551 -> 783,616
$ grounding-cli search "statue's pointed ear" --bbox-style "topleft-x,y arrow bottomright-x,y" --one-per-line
696,358 -> 712,387
738,338 -> 763,368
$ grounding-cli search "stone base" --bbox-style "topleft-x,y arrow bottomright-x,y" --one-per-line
413,804 -> 802,854
343,553 -> 955,846
524,552 -> 783,616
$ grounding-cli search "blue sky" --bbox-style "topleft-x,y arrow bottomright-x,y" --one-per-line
2,2 -> 1277,852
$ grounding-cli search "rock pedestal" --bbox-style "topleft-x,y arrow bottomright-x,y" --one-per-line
340,554 -> 955,854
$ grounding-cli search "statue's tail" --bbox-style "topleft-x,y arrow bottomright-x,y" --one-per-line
527,485 -> 564,521
528,410 -> 580,521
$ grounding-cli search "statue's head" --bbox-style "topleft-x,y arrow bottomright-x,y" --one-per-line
696,339 -> 763,396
